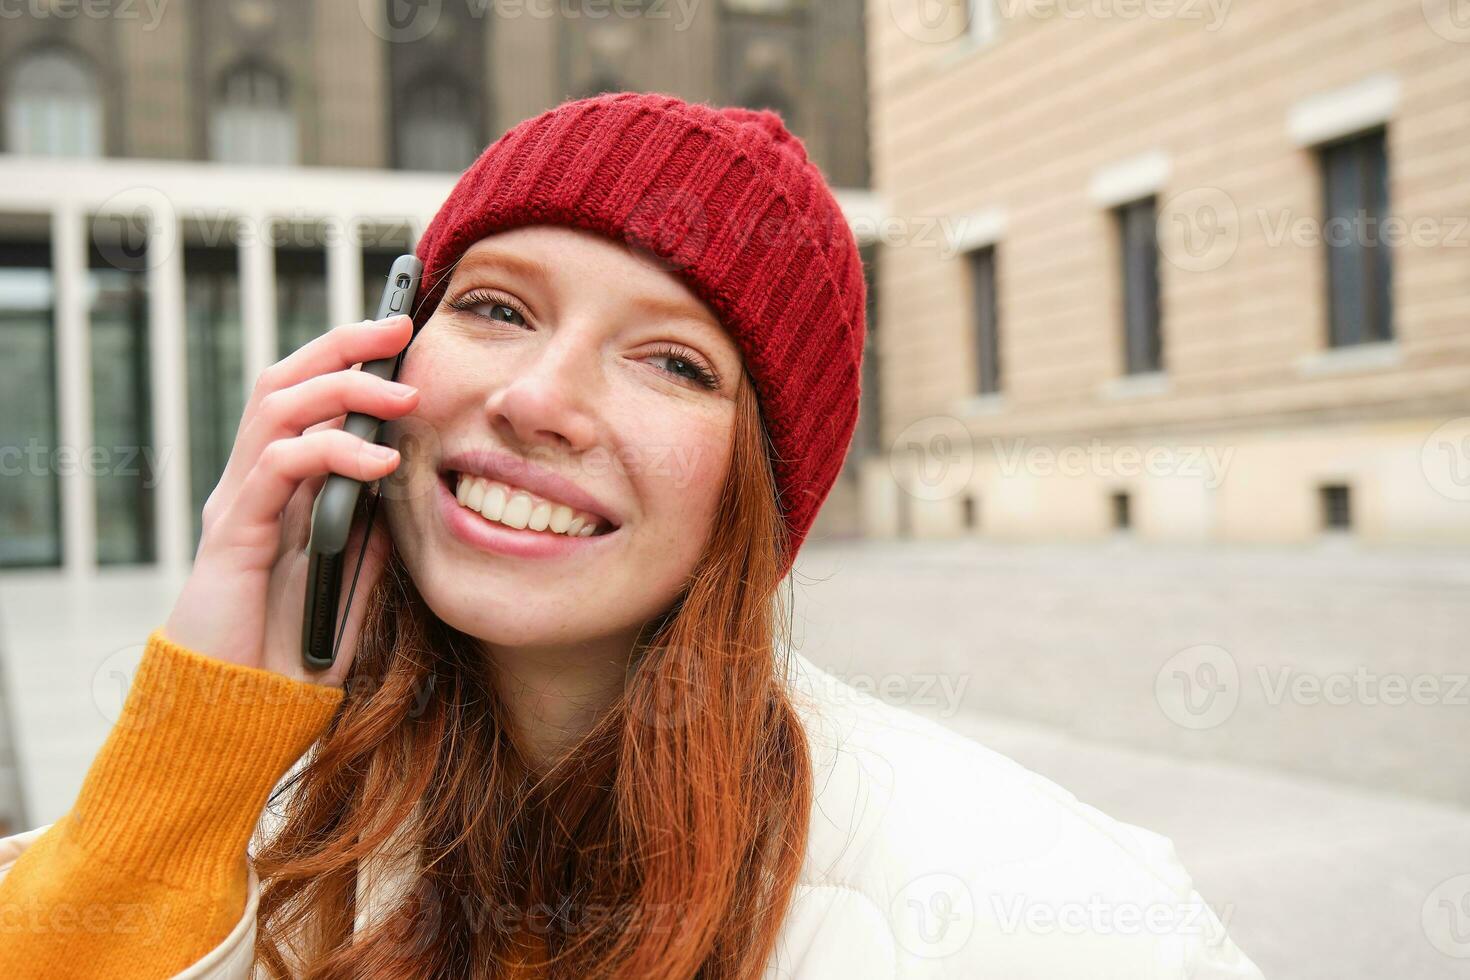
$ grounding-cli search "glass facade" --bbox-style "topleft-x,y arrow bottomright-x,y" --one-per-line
0,232 -> 422,566
0,243 -> 60,567
88,243 -> 155,565
275,246 -> 328,357
184,245 -> 245,554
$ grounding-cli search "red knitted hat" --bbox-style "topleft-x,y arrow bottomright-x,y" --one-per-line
413,91 -> 867,571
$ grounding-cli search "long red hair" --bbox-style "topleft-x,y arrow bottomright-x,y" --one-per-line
252,373 -> 813,978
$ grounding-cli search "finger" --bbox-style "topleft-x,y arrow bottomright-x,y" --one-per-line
224,428 -> 401,545
222,370 -> 418,502
228,315 -> 414,457
214,316 -> 413,517
253,315 -> 414,402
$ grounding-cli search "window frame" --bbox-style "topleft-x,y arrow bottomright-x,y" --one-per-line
1116,195 -> 1164,376
1319,127 -> 1393,348
208,58 -> 299,167
3,44 -> 104,159
966,244 -> 1001,396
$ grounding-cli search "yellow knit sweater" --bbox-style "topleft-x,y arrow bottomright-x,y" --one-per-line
0,628 -> 344,979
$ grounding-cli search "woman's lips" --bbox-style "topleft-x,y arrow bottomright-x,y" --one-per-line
435,472 -> 619,559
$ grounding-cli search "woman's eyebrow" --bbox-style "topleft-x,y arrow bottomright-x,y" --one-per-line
451,248 -> 552,288
628,291 -> 722,329
450,247 -> 730,345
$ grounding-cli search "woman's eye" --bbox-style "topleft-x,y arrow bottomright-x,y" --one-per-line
484,303 -> 524,326
446,290 -> 528,326
647,352 -> 716,389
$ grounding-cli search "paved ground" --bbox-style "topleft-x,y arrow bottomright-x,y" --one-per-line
789,538 -> 1470,980
4,540 -> 1469,977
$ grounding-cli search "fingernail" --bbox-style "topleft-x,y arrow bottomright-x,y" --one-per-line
387,381 -> 418,397
369,444 -> 399,461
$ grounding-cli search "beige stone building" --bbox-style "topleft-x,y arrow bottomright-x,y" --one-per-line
858,0 -> 1470,546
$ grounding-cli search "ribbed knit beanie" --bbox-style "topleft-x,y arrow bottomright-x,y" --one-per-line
412,91 -> 867,571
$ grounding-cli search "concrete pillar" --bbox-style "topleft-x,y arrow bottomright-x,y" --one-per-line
327,215 -> 364,327
51,204 -> 95,579
239,214 -> 278,387
147,207 -> 192,572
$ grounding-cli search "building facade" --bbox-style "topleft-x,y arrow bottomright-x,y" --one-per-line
864,0 -> 1470,546
0,0 -> 877,828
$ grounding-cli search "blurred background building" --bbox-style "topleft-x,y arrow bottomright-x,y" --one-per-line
862,0 -> 1470,548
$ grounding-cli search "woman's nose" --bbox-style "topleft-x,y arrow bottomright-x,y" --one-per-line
482,336 -> 599,454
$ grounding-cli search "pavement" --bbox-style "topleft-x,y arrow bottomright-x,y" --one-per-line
789,537 -> 1470,980
4,538 -> 1469,977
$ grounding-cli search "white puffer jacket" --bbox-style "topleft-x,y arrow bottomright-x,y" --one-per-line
0,651 -> 1265,979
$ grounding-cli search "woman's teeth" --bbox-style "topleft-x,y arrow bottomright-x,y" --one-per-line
453,472 -> 604,537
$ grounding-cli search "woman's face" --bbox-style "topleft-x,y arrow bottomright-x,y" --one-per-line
381,225 -> 743,657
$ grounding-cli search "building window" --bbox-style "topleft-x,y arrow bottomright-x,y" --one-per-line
967,245 -> 1000,395
184,244 -> 245,552
275,247 -> 328,357
210,61 -> 297,166
397,74 -> 477,172
1321,129 -> 1392,347
4,46 -> 102,158
89,242 -> 155,565
1320,484 -> 1352,531
0,242 -> 60,567
1117,196 -> 1162,375
1111,491 -> 1132,531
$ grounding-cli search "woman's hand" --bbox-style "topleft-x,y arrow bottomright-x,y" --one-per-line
162,314 -> 419,688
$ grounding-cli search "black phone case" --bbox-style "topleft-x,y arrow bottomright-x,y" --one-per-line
302,254 -> 423,670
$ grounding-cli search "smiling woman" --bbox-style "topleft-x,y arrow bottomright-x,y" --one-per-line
387,227 -> 750,649
0,92 -> 1261,980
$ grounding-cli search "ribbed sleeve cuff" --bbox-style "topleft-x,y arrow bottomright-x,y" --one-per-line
68,627 -> 344,891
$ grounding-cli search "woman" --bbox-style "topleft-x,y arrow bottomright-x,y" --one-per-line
0,93 -> 1262,978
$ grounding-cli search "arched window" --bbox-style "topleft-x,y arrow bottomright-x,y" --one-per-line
210,60 -> 297,166
397,74 -> 476,172
4,46 -> 102,158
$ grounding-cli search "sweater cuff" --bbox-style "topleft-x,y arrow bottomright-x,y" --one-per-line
68,628 -> 344,891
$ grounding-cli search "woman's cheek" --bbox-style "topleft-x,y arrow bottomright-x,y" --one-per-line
637,416 -> 735,531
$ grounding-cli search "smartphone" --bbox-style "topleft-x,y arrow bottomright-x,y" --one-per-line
301,254 -> 423,670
